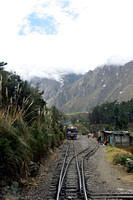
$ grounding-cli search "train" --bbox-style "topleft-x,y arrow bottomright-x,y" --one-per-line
66,126 -> 78,139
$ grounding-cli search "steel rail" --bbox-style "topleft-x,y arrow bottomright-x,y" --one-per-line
56,141 -> 76,200
84,143 -> 99,159
56,143 -> 70,200
58,142 -> 92,195
81,158 -> 88,200
75,147 -> 82,192
57,143 -> 76,197
57,143 -> 98,199
56,141 -> 99,200
56,141 -> 92,200
81,143 -> 99,200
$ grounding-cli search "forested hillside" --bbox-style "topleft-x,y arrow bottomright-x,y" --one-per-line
0,62 -> 65,195
88,100 -> 133,131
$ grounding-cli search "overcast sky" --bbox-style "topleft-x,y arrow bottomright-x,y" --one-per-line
0,0 -> 133,79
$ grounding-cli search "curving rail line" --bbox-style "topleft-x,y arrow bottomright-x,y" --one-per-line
56,143 -> 70,200
56,141 -> 80,200
56,141 -> 99,200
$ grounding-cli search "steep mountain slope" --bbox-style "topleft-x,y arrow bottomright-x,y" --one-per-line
30,73 -> 82,101
30,77 -> 60,101
48,61 -> 133,113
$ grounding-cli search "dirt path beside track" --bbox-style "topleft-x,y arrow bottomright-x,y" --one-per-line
86,137 -> 133,193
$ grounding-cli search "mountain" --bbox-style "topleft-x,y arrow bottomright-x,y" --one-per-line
30,76 -> 61,101
30,61 -> 133,113
30,73 -> 83,101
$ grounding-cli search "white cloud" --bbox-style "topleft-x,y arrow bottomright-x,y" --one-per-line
0,0 -> 133,79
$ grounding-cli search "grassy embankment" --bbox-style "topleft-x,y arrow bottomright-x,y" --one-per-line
105,145 -> 133,183
0,65 -> 65,196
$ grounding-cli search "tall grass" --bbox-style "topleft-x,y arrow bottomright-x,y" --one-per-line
0,70 -> 65,188
0,121 -> 31,182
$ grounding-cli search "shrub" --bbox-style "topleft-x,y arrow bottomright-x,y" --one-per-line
126,159 -> 133,172
113,153 -> 133,165
29,126 -> 45,162
113,153 -> 133,172
0,121 -> 31,183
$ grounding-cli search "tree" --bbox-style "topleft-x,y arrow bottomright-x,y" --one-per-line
0,62 -> 7,71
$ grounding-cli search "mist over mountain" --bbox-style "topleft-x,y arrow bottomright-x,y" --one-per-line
30,61 -> 133,113
30,73 -> 83,101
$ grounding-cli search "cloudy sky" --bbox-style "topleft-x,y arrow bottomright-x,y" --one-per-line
0,0 -> 133,79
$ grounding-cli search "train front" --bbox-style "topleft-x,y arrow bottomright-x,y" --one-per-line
66,126 -> 78,139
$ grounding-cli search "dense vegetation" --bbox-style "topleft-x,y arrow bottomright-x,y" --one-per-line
89,100 -> 133,130
106,146 -> 133,174
66,100 -> 133,133
113,153 -> 133,172
0,62 -> 65,192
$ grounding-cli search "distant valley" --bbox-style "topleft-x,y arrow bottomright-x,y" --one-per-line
30,61 -> 133,113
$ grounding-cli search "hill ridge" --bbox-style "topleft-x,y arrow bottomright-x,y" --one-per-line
30,61 -> 133,113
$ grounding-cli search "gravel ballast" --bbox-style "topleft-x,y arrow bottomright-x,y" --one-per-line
21,136 -> 133,199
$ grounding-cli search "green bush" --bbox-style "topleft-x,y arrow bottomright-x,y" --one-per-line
126,159 -> 133,172
0,121 -> 31,182
113,153 -> 133,172
29,126 -> 45,161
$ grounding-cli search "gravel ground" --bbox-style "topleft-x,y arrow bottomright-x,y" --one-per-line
86,137 -> 133,194
20,142 -> 67,200
21,136 -> 133,199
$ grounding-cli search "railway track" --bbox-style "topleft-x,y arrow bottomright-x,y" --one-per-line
47,139 -> 99,200
56,141 -> 80,200
47,139 -> 133,200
